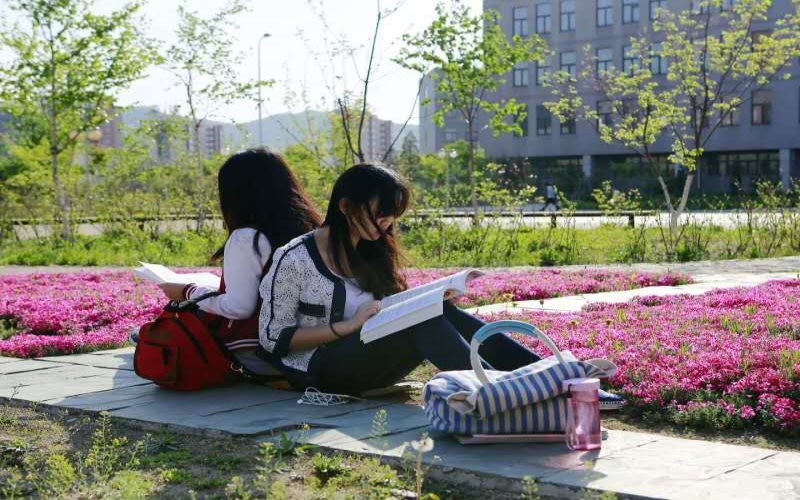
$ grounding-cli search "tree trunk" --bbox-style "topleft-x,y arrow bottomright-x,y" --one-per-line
51,149 -> 70,240
467,121 -> 478,225
671,172 -> 694,236
192,119 -> 207,232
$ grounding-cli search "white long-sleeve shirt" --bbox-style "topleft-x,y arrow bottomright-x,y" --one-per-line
186,228 -> 271,319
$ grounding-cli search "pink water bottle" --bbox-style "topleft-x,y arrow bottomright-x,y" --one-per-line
563,377 -> 602,451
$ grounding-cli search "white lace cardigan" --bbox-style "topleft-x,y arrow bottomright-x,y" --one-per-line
258,232 -> 347,374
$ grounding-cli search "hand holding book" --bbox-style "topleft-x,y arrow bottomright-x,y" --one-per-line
360,269 -> 483,343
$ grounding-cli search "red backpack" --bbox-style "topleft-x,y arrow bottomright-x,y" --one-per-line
133,292 -> 250,391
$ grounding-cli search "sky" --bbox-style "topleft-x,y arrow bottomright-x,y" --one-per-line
2,0 -> 483,125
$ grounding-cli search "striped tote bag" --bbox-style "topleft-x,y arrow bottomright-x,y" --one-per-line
423,320 -> 616,435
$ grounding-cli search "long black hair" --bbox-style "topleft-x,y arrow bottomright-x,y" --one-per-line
213,148 -> 322,261
323,164 -> 410,298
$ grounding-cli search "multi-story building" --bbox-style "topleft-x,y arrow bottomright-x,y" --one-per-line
361,114 -> 395,162
419,72 -> 472,155
420,0 -> 800,196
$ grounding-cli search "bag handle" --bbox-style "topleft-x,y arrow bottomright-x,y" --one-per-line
469,320 -> 565,387
165,291 -> 222,312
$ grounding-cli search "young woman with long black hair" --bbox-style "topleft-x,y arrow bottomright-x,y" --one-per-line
257,164 -> 546,394
151,148 -> 322,374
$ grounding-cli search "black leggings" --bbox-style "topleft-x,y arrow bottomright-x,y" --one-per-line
307,302 -> 541,395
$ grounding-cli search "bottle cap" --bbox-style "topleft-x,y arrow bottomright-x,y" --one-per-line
562,377 -> 600,392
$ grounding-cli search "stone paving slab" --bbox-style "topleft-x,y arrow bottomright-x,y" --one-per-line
38,350 -> 134,371
173,397 -> 392,436
688,451 -> 800,499
540,435 -> 778,499
268,402 -> 431,448
0,359 -> 64,374
0,365 -> 148,400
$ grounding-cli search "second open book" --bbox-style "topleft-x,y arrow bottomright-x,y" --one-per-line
360,269 -> 483,344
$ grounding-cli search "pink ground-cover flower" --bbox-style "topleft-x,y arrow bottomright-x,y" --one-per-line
404,268 -> 692,307
0,267 -> 685,358
478,280 -> 800,434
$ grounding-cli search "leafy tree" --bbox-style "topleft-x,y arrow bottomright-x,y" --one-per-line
546,0 -> 800,250
0,0 -> 157,238
282,143 -> 337,211
396,1 -> 546,218
164,0 -> 270,160
393,132 -> 421,179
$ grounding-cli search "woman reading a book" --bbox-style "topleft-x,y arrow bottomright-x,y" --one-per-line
149,148 -> 322,375
257,164 -> 543,395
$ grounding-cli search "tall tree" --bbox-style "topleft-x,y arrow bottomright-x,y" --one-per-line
396,1 -> 546,218
164,0 -> 269,161
300,0 -> 408,166
547,0 -> 800,246
0,0 -> 157,238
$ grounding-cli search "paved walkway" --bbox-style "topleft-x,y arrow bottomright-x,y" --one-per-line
2,348 -> 798,499
2,255 -> 800,276
469,271 -> 799,315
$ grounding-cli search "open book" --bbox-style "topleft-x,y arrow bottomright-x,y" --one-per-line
133,262 -> 221,289
360,269 -> 483,344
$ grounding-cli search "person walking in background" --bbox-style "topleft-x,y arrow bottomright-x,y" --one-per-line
543,181 -> 559,211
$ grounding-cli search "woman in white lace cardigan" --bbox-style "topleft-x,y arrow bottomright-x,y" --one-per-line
258,164 -> 541,394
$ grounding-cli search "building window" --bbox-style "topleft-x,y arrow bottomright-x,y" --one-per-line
517,105 -> 529,137
513,6 -> 529,36
536,3 -> 552,34
714,151 -> 779,177
623,0 -> 640,23
536,61 -> 550,85
597,0 -> 613,27
445,129 -> 458,142
751,90 -> 772,125
650,42 -> 668,74
720,98 -> 740,127
560,0 -> 575,31
536,105 -> 552,135
597,100 -> 614,126
560,51 -> 577,79
650,0 -> 667,21
513,66 -> 529,87
622,45 -> 638,75
621,99 -> 638,118
560,116 -> 576,135
721,0 -> 737,11
596,47 -> 614,73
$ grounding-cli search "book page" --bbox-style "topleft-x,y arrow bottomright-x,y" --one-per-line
361,287 -> 446,342
380,269 -> 483,309
134,262 -> 220,289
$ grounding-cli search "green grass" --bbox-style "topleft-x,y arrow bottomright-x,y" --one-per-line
0,404 -> 522,499
0,229 -> 223,267
2,221 -> 800,268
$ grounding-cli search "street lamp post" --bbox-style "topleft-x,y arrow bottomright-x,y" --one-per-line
257,32 -> 271,147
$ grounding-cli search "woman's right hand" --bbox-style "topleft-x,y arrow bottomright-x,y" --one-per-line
352,300 -> 382,327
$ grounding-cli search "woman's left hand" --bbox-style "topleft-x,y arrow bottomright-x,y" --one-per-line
159,282 -> 187,301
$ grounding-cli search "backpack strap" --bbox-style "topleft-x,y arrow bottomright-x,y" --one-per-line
165,290 -> 222,313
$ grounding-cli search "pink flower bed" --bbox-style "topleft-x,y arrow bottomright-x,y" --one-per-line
479,281 -> 800,435
405,268 -> 692,307
0,268 -> 689,358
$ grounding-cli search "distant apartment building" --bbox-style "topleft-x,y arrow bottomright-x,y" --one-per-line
419,72 -> 471,155
360,114 -> 395,162
420,0 -> 800,196
197,122 -> 225,158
